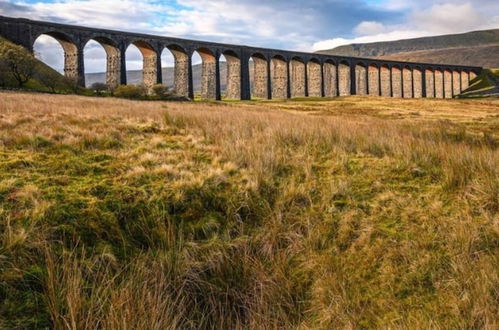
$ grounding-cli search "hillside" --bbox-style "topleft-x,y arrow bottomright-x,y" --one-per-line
1,92 -> 498,328
318,29 -> 499,68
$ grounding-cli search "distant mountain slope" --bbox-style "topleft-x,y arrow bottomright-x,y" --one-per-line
317,29 -> 499,68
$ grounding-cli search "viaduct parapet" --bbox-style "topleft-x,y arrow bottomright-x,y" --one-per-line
0,16 -> 482,100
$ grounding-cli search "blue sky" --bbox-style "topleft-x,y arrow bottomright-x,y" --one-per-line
1,0 -> 498,72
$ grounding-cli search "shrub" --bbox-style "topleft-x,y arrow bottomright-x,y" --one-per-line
114,85 -> 146,99
152,84 -> 170,98
90,82 -> 109,95
0,41 -> 37,87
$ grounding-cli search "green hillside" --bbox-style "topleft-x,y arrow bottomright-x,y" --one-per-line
0,37 -> 76,93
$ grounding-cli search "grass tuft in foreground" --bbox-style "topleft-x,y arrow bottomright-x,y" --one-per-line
0,92 -> 498,328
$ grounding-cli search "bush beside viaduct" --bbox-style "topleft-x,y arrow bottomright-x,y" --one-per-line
0,16 -> 483,100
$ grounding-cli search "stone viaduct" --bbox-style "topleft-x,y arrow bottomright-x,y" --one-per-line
0,16 -> 482,100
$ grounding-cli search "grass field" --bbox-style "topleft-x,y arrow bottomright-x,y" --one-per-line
0,92 -> 498,329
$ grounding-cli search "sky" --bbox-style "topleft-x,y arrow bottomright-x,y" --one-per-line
1,0 -> 498,72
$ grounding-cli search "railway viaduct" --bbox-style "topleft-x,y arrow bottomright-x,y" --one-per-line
0,16 -> 482,100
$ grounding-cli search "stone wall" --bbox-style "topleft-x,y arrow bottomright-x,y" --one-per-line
307,61 -> 322,97
392,67 -> 402,98
435,70 -> 444,98
355,65 -> 367,95
452,71 -> 461,96
402,67 -> 412,98
252,56 -> 268,98
368,65 -> 379,96
170,48 -> 190,97
444,70 -> 453,98
461,71 -> 469,91
338,63 -> 350,96
413,69 -> 422,98
224,53 -> 241,99
291,59 -> 306,97
199,49 -> 217,99
271,57 -> 288,99
425,70 -> 435,98
323,62 -> 337,97
380,66 -> 391,97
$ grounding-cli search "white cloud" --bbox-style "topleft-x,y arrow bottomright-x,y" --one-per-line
313,1 -> 499,51
353,21 -> 387,36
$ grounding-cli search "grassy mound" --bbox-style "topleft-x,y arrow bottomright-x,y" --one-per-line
460,69 -> 499,98
0,93 -> 498,328
0,37 -> 77,93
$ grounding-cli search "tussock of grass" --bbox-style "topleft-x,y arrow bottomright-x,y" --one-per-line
0,92 -> 498,328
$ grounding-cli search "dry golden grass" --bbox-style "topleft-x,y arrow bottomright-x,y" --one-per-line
0,91 -> 498,329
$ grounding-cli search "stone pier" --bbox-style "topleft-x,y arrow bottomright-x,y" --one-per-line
271,56 -> 288,99
307,60 -> 322,97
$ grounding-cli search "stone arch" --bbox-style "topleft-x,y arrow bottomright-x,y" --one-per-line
452,70 -> 461,96
220,50 -> 241,99
323,59 -> 337,97
413,66 -> 423,98
194,47 -> 217,99
435,68 -> 444,98
391,65 -> 402,98
83,37 -> 120,89
126,39 -> 158,92
380,64 -> 391,97
402,65 -> 412,98
33,31 -> 81,84
307,58 -> 322,97
250,53 -> 269,99
368,63 -> 379,96
271,55 -> 288,99
290,56 -> 306,97
355,62 -> 368,95
443,68 -> 453,98
338,60 -> 351,96
162,44 -> 189,98
424,68 -> 435,98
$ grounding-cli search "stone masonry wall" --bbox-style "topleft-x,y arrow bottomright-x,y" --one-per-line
444,70 -> 453,98
307,61 -> 322,97
291,60 -> 306,97
368,65 -> 379,96
323,62 -> 337,97
425,70 -> 435,98
225,54 -> 241,99
380,66 -> 391,97
271,57 -> 288,99
392,67 -> 402,98
403,68 -> 412,98
413,69 -> 422,98
338,63 -> 350,96
355,65 -> 367,95
435,71 -> 444,98
252,57 -> 267,98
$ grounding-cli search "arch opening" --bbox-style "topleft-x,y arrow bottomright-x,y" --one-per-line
33,32 -> 81,85
84,37 -> 120,89
164,45 -> 189,98
127,40 -> 158,92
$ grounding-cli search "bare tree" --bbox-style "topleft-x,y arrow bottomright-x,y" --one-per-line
0,42 -> 37,88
